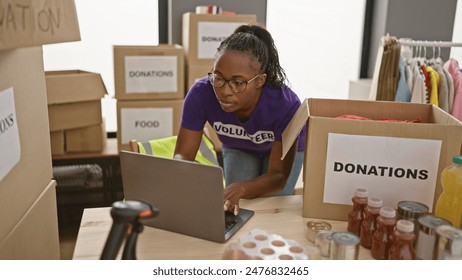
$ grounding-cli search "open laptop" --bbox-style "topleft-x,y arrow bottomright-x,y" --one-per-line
119,151 -> 254,243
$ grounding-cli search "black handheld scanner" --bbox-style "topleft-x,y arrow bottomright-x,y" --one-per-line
100,200 -> 158,260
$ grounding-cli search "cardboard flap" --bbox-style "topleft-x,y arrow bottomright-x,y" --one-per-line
0,0 -> 81,51
45,70 -> 108,104
281,98 -> 309,160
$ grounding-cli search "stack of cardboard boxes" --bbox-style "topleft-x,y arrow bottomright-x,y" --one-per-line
46,70 -> 108,155
0,0 -> 80,259
114,45 -> 185,151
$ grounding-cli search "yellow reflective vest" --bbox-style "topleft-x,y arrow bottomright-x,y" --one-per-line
136,135 -> 219,168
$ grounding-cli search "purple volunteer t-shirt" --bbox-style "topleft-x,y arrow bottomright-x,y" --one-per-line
181,77 -> 306,156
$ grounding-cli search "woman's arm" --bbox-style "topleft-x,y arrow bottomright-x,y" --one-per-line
173,127 -> 203,161
223,140 -> 298,214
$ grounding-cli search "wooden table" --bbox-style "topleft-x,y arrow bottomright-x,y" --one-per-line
73,195 -> 373,260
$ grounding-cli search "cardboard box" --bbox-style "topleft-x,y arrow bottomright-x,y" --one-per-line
0,47 -> 54,241
66,122 -> 107,152
117,100 -> 184,151
50,130 -> 65,155
114,45 -> 185,100
48,100 -> 103,131
0,180 -> 60,260
186,63 -> 212,92
45,70 -> 107,104
182,12 -> 257,66
282,98 -> 462,221
0,0 -> 80,51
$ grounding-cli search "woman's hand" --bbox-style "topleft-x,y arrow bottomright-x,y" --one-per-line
223,183 -> 245,215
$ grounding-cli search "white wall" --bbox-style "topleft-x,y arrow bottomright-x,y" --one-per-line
43,0 -> 159,132
451,1 -> 462,61
266,0 -> 367,101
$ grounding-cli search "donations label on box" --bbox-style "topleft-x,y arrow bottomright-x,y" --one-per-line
125,56 -> 178,94
197,22 -> 245,59
0,87 -> 20,181
324,133 -> 442,210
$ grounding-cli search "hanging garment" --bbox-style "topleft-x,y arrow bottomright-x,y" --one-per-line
425,66 -> 440,107
420,64 -> 430,103
443,61 -> 456,113
405,61 -> 414,95
445,59 -> 462,121
434,64 -> 449,112
395,57 -> 412,102
410,60 -> 427,104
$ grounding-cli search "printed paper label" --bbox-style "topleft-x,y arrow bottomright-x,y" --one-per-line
120,107 -> 173,144
125,56 -> 178,93
197,22 -> 244,59
0,87 -> 21,182
324,133 -> 441,211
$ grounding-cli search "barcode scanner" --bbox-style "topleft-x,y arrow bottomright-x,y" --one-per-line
100,200 -> 159,260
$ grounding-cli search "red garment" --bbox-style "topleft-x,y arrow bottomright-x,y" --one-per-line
420,65 -> 430,103
336,115 -> 421,123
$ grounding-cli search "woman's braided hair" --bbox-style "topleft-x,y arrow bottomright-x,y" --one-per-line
216,24 -> 288,88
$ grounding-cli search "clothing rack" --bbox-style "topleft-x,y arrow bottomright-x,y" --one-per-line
398,38 -> 462,48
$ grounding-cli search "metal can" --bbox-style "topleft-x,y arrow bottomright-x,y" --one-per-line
330,231 -> 360,260
434,225 -> 462,260
415,215 -> 452,259
397,201 -> 429,236
315,230 -> 333,257
305,220 -> 332,243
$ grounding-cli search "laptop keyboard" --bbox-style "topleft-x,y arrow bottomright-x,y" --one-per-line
225,212 -> 238,233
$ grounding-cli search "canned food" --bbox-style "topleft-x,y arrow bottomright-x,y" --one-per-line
434,225 -> 462,260
330,231 -> 360,260
315,230 -> 333,257
415,215 -> 452,259
397,201 -> 429,236
397,201 -> 429,219
305,220 -> 332,242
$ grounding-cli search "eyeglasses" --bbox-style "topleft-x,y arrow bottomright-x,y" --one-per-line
208,72 -> 260,94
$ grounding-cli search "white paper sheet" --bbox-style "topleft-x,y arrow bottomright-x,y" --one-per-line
0,87 -> 21,182
324,133 -> 442,211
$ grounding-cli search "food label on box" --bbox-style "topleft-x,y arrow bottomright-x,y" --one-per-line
125,56 -> 178,93
323,133 -> 441,211
197,22 -> 245,59
0,87 -> 21,181
120,107 -> 173,144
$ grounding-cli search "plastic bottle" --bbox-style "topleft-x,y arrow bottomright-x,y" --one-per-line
371,207 -> 397,260
347,188 -> 368,237
388,219 -> 416,260
435,155 -> 462,227
360,197 -> 383,249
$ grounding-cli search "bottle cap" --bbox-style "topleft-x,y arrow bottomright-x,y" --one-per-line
368,197 -> 383,208
380,206 -> 396,218
397,219 -> 414,232
354,188 -> 368,198
453,155 -> 462,165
